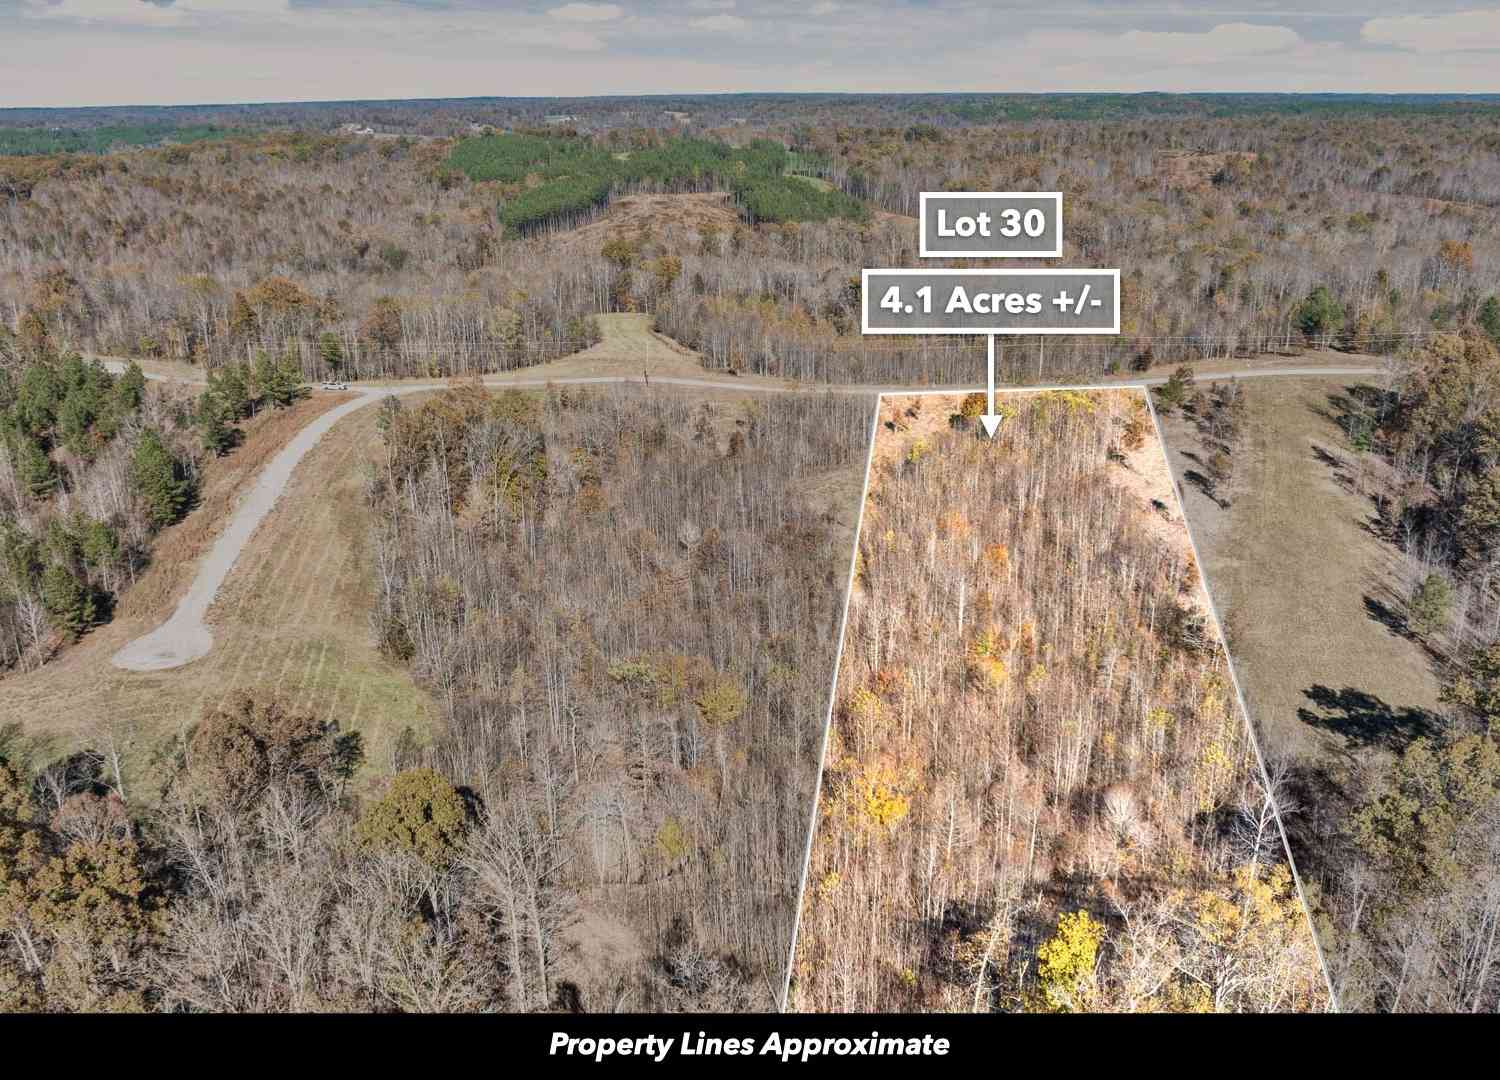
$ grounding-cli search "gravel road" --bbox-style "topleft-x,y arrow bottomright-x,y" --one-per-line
106,358 -> 1380,671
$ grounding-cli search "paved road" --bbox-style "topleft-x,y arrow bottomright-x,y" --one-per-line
103,360 -> 1381,672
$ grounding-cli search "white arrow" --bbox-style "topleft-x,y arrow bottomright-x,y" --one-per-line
980,334 -> 1002,438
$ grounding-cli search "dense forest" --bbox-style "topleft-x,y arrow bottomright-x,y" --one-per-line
3,108 -> 1498,384
0,328 -> 315,675
5,93 -> 1497,142
0,339 -> 196,672
791,391 -> 1327,1012
0,383 -> 872,1011
0,124 -> 235,158
448,133 -> 864,233
364,384 -> 870,1009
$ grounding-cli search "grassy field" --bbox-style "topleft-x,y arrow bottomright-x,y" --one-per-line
0,400 -> 438,795
1158,377 -> 1442,767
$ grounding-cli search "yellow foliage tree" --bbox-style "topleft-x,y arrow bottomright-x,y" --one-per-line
695,675 -> 747,727
1030,910 -> 1104,1012
656,818 -> 691,863
841,760 -> 912,833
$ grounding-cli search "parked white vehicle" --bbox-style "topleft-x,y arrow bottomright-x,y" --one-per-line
321,380 -> 350,391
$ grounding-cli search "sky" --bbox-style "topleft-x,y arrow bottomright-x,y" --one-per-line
2,2 -> 1499,108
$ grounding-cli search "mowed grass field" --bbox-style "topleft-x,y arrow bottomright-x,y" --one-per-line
0,399 -> 437,794
1158,377 -> 1442,769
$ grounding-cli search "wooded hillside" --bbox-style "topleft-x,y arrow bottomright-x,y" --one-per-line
791,390 -> 1327,1012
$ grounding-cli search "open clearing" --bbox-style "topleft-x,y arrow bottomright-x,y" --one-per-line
533,191 -> 742,259
1158,377 -> 1442,770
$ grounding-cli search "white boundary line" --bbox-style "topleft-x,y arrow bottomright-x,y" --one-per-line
1143,391 -> 1340,1012
777,393 -> 881,1012
779,384 -> 1339,1013
918,191 -> 1064,259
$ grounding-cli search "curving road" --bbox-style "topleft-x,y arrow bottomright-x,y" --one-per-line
102,357 -> 1381,672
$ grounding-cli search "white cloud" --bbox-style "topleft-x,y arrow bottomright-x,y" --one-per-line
179,0 -> 290,11
547,2 -> 623,23
1118,22 -> 1300,61
24,0 -> 183,21
1361,10 -> 1500,53
1027,21 -> 1301,66
690,12 -> 745,31
686,1 -> 735,10
809,1 -> 841,14
25,0 -> 294,22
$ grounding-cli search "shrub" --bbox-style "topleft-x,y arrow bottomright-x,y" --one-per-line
355,767 -> 467,866
1295,286 -> 1345,339
1031,910 -> 1104,1012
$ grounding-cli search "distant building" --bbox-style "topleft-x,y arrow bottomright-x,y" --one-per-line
339,122 -> 376,136
663,111 -> 692,125
543,114 -> 578,126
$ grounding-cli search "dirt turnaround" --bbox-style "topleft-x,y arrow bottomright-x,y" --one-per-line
111,391 -> 383,671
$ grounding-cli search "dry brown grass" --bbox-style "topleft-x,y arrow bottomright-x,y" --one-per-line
116,393 -> 356,622
531,191 -> 742,260
1158,377 -> 1442,765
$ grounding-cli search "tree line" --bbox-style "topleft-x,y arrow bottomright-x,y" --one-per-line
1284,330 -> 1500,1010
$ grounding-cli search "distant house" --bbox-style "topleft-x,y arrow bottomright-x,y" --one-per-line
728,117 -> 748,126
543,114 -> 578,126
663,111 -> 692,125
339,122 -> 376,136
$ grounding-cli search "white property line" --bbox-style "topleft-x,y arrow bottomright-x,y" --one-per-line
777,396 -> 881,1012
778,386 -> 1338,1013
1142,392 -> 1341,1012
102,363 -> 1379,675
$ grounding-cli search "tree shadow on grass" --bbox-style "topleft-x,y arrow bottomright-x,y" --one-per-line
1308,443 -> 1366,500
1279,757 -> 1363,882
1182,468 -> 1228,509
1362,594 -> 1413,641
1296,684 -> 1436,753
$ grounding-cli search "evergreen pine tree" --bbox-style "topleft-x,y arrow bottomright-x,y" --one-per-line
40,562 -> 96,634
1480,295 -> 1500,347
14,435 -> 57,498
318,332 -> 344,375
130,429 -> 192,527
13,363 -> 61,440
252,350 -> 278,409
215,363 -> 251,420
77,517 -> 120,571
114,361 -> 146,414
55,388 -> 98,457
275,351 -> 305,405
198,389 -> 234,456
